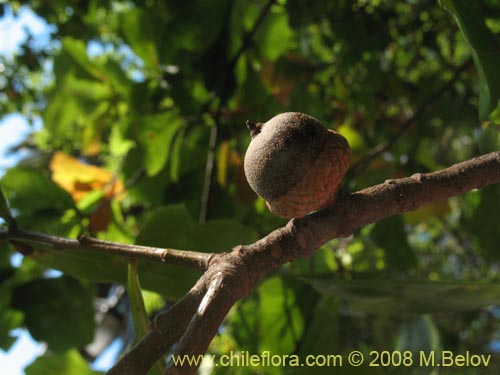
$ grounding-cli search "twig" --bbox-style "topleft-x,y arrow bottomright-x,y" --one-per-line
199,113 -> 220,224
345,59 -> 473,182
228,0 -> 277,69
1,228 -> 213,270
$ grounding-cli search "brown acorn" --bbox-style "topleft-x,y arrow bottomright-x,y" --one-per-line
243,112 -> 350,218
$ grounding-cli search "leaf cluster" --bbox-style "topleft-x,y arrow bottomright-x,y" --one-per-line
1,0 -> 500,373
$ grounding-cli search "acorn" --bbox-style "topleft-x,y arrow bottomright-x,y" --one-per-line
243,112 -> 350,218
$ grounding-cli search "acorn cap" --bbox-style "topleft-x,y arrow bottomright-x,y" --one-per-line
244,112 -> 327,201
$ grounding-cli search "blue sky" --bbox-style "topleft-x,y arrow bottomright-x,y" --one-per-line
0,5 -> 50,54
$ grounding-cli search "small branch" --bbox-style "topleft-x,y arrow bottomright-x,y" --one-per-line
1,228 -> 212,270
199,116 -> 219,224
229,0 -> 277,69
345,59 -> 473,182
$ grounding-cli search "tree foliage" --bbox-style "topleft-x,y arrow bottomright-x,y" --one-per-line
1,0 -> 500,374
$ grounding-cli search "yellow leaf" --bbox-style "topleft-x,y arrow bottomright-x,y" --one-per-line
49,151 -> 125,202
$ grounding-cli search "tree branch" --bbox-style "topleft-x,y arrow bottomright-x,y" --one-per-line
243,151 -> 500,271
109,151 -> 500,375
228,0 -> 277,69
1,228 -> 213,270
164,252 -> 253,375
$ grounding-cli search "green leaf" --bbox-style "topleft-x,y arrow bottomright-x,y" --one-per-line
371,215 -> 417,271
137,204 -> 258,252
395,315 -> 442,355
489,100 -> 500,124
157,0 -> 230,64
41,38 -> 119,149
306,278 -> 500,315
298,296 -> 339,356
44,74 -> 110,142
12,276 -> 94,351
127,260 -> 149,341
0,185 -> 15,226
141,289 -> 165,316
135,113 -> 184,176
229,276 -> 304,355
174,0 -> 230,54
136,204 -> 195,249
192,219 -> 258,252
1,167 -> 74,214
76,189 -> 105,215
255,10 -> 293,61
466,185 -> 500,260
61,37 -> 107,81
337,124 -> 366,152
126,260 -> 164,375
41,86 -> 81,140
25,349 -> 103,375
477,123 -> 500,154
81,102 -> 111,155
136,204 -> 258,297
441,0 -> 500,120
31,248 -> 196,301
64,74 -> 111,102
0,309 -> 24,351
109,121 -> 135,159
118,9 -> 159,70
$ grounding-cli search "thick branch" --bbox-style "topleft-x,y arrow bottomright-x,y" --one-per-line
241,151 -> 500,272
109,151 -> 500,375
1,228 -> 212,270
164,252 -> 254,375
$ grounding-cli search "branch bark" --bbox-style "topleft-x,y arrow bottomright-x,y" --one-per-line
108,151 -> 500,375
0,227 -> 212,270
